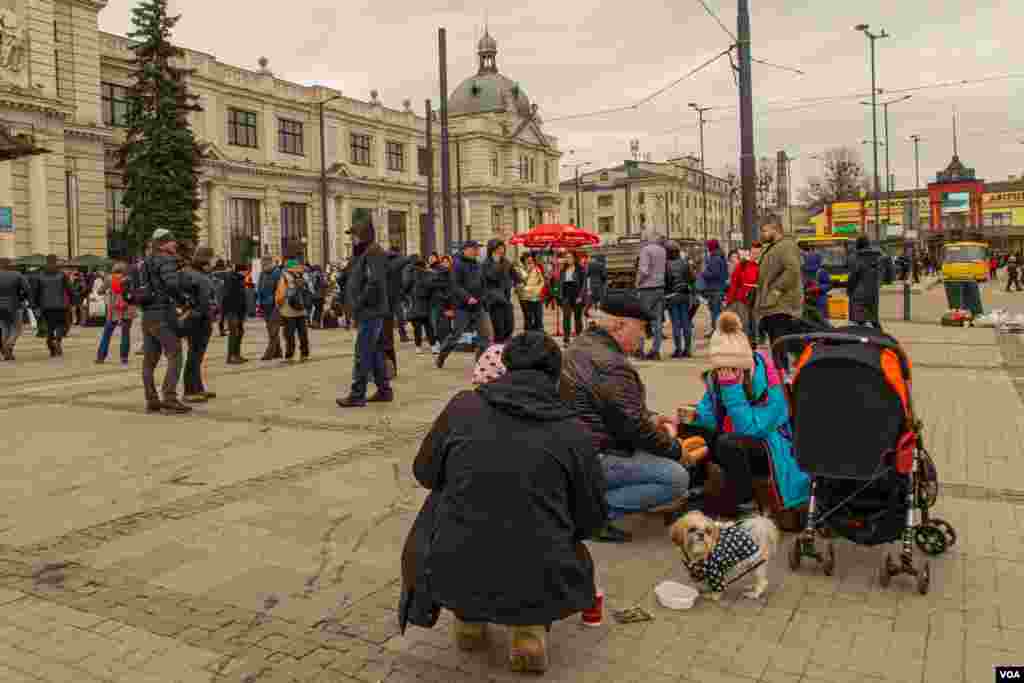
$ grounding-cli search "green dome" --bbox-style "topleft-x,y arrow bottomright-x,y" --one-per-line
448,30 -> 533,119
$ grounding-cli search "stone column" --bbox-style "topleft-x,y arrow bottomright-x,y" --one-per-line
407,202 -> 420,256
29,151 -> 50,255
207,184 -> 226,261
327,192 -> 338,263
377,204 -> 389,248
0,161 -> 13,259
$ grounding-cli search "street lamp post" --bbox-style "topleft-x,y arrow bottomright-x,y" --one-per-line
318,93 -> 342,267
861,94 -> 911,233
855,23 -> 889,242
563,159 -> 592,226
689,102 -> 711,241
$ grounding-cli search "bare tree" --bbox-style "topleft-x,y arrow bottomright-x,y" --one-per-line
799,147 -> 869,213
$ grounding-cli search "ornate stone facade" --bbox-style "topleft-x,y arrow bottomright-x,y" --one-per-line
0,6 -> 561,262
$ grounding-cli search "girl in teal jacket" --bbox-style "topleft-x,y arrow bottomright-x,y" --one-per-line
690,346 -> 810,511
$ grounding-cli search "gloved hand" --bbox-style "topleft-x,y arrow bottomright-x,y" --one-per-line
678,436 -> 709,466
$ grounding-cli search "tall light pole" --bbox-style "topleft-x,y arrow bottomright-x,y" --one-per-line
563,160 -> 592,226
855,23 -> 888,242
737,0 -> 757,247
689,102 -> 711,241
318,93 -> 342,266
861,94 -> 911,232
909,133 -> 923,257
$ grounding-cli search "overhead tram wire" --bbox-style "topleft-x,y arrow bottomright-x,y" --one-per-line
695,0 -> 736,41
654,71 -> 1024,135
545,47 -> 733,123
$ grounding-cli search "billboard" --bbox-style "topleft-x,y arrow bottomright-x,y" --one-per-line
942,191 -> 970,215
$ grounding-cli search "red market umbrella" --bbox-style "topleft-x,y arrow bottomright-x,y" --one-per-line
509,223 -> 600,249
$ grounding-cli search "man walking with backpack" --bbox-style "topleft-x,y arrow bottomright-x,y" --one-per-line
134,229 -> 190,413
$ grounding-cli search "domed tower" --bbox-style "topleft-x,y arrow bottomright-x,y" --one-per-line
448,29 -> 533,119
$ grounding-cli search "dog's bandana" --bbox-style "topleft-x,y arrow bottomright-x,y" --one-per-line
684,524 -> 763,593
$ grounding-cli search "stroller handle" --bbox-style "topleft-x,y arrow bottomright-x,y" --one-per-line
770,332 -> 912,381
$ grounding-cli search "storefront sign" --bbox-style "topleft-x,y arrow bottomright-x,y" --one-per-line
984,191 -> 1024,209
0,207 -> 12,234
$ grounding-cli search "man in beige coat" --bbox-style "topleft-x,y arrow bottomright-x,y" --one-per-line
754,216 -> 803,365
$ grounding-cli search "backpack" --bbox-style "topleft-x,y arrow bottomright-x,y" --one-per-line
285,272 -> 307,310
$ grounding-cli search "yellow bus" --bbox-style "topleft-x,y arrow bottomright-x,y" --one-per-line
941,242 -> 989,282
796,235 -> 855,286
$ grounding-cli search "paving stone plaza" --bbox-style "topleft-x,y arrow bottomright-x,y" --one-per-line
0,282 -> 1022,683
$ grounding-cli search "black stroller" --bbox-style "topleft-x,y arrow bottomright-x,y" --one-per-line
772,327 -> 956,594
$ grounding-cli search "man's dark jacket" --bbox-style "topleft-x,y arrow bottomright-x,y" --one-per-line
345,241 -> 391,322
449,254 -> 485,311
846,246 -> 884,315
0,270 -> 30,319
33,270 -> 73,312
139,254 -> 183,323
481,240 -> 519,306
385,251 -> 415,316
560,326 -> 683,461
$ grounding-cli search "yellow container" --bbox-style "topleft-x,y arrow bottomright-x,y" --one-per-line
828,296 -> 849,320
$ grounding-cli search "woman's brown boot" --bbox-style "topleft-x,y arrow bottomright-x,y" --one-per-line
509,625 -> 547,673
453,618 -> 487,651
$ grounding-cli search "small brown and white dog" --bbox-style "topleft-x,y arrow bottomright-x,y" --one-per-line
669,511 -> 780,601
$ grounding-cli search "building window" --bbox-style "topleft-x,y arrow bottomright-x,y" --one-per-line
491,154 -> 499,177
101,83 -> 132,127
228,108 -> 258,148
106,187 -> 130,259
568,198 -> 575,211
544,160 -> 550,186
529,158 -> 537,182
598,195 -> 614,209
598,216 -> 614,234
277,118 -> 304,155
638,214 -> 646,227
417,147 -> 431,176
638,192 -> 645,206
492,206 -> 503,232
228,198 -> 260,263
350,133 -> 372,166
386,141 -> 405,171
280,203 -> 307,259
600,172 -> 609,182
519,155 -> 528,181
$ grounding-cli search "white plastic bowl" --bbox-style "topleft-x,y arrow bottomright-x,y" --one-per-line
655,581 -> 699,610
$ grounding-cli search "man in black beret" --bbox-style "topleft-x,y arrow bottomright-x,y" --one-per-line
560,290 -> 693,542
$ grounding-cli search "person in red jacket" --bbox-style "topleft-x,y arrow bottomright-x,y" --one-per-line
724,242 -> 761,344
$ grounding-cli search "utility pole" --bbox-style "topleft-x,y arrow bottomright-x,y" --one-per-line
737,0 -> 756,247
438,28 -> 453,253
318,93 -> 341,266
563,159 -> 591,226
689,102 -> 711,241
455,139 -> 464,243
424,99 -> 435,256
863,94 -> 911,234
856,23 -> 889,242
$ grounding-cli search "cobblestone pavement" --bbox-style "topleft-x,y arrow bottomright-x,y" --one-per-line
1,303 -> 1021,683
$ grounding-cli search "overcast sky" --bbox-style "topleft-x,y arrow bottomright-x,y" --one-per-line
98,0 -> 1024,197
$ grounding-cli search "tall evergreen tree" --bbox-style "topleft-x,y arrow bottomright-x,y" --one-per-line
118,0 -> 205,255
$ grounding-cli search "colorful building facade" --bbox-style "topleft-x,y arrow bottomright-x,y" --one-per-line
810,154 -> 1024,255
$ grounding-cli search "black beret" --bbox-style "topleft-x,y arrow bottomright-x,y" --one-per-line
599,290 -> 655,322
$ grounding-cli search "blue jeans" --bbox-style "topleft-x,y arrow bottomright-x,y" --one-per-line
351,318 -> 389,399
705,290 -> 723,334
636,288 -> 664,356
438,308 -> 493,360
666,301 -> 693,354
601,451 -> 691,520
97,318 -> 133,361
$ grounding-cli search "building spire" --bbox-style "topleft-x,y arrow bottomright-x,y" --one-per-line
952,106 -> 959,158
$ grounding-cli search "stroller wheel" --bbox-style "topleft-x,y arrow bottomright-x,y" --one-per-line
914,525 -> 948,556
879,554 -> 895,588
917,562 -> 931,595
929,518 -> 957,548
788,538 -> 802,571
822,543 -> 836,576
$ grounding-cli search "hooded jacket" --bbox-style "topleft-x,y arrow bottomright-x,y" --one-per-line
407,369 -> 607,626
725,258 -> 759,307
0,270 -> 30,318
701,248 -> 729,292
801,252 -> 832,314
